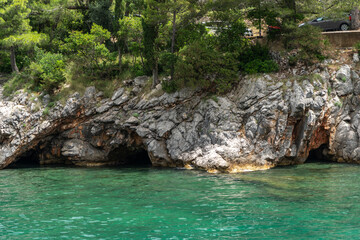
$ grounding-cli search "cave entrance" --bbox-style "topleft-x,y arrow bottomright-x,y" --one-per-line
108,146 -> 152,167
8,149 -> 41,168
8,145 -> 152,169
306,144 -> 332,163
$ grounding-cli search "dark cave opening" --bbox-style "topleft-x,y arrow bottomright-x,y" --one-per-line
9,144 -> 152,169
8,149 -> 41,168
306,144 -> 332,163
107,146 -> 152,167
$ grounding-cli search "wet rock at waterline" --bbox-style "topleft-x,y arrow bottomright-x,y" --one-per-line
1,65 -> 360,172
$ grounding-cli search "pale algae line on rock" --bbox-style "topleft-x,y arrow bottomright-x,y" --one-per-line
1,67 -> 360,172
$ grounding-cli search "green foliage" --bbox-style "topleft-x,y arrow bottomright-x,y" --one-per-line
0,52 -> 12,73
210,95 -> 219,103
0,0 -> 31,39
328,87 -> 332,95
0,0 -> 48,72
334,101 -> 342,108
1,0 -> 350,98
169,41 -> 239,94
2,73 -> 27,96
29,3 -> 84,43
283,24 -> 328,65
217,19 -> 248,52
131,63 -> 145,76
288,55 -> 297,66
42,107 -> 50,116
176,24 -> 208,50
162,79 -> 178,93
118,16 -> 144,58
62,24 -> 111,70
354,41 -> 360,53
142,18 -> 158,75
159,52 -> 178,75
3,49 -> 66,94
238,43 -> 279,74
0,50 -> 31,73
244,60 -> 279,74
89,0 -> 113,31
28,49 -> 66,93
1,32 -> 48,49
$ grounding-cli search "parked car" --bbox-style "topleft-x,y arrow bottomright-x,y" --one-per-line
244,28 -> 253,37
202,21 -> 254,37
299,15 -> 351,31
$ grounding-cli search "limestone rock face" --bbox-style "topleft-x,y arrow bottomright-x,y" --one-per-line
1,70 -> 360,172
61,139 -> 107,163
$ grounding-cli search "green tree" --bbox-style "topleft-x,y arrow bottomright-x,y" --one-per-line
173,40 -> 238,94
0,0 -> 47,72
62,23 -> 111,71
142,0 -> 167,87
28,48 -> 66,93
118,16 -> 144,66
89,0 -> 113,31
167,0 -> 205,80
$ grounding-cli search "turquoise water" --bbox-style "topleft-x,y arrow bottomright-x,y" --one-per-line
1,163 -> 360,239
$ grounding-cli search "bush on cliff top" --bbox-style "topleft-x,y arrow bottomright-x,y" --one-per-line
163,40 -> 239,94
28,49 -> 66,93
238,43 -> 279,74
3,48 -> 66,95
283,24 -> 329,65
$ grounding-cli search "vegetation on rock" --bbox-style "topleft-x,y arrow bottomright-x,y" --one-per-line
0,0 -> 358,97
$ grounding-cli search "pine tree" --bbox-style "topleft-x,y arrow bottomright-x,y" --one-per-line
0,0 -> 46,72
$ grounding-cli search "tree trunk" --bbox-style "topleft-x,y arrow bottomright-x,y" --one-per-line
258,0 -> 261,37
118,47 -> 122,72
125,1 -> 130,16
351,7 -> 360,30
140,53 -> 144,69
10,46 -> 19,73
170,1 -> 177,80
139,42 -> 145,68
152,60 -> 159,88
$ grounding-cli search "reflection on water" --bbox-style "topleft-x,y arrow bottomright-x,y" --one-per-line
0,162 -> 360,239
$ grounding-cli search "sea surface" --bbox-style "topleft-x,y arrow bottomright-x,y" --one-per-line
1,162 -> 360,239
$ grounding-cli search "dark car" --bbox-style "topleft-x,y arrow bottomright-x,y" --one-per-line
299,15 -> 351,31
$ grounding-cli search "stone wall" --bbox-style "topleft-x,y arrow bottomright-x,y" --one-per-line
323,30 -> 360,48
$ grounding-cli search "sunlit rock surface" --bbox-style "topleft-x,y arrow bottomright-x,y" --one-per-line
1,65 -> 360,172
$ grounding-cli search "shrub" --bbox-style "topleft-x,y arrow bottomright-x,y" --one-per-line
217,19 -> 248,52
354,41 -> 360,53
3,73 -> 27,96
176,23 -> 208,50
131,62 -> 145,77
162,79 -> 178,93
61,23 -> 111,71
159,52 -> 178,76
238,43 -> 271,65
42,107 -> 50,116
28,49 -> 66,93
288,55 -> 297,66
244,60 -> 279,74
283,24 -> 328,65
171,41 -> 238,94
238,43 -> 279,74
0,51 -> 12,73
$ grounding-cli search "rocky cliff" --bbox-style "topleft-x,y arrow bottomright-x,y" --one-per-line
1,64 -> 360,172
